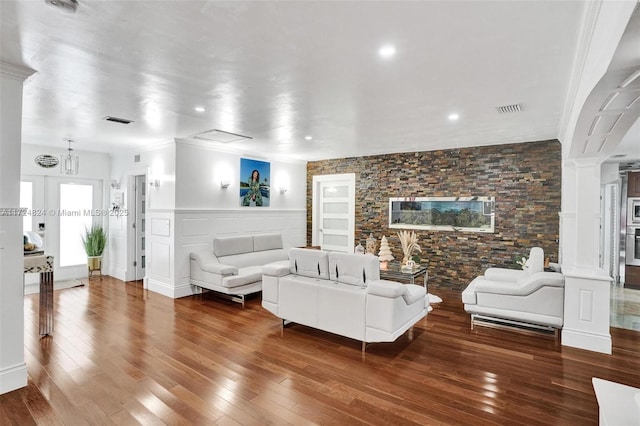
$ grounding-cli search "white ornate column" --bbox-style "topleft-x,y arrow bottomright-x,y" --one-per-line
0,61 -> 35,394
560,159 -> 612,354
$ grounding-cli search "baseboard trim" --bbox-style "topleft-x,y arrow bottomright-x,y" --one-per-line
562,327 -> 612,354
0,362 -> 27,395
146,279 -> 198,299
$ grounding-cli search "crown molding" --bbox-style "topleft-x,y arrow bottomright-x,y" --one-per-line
0,61 -> 36,82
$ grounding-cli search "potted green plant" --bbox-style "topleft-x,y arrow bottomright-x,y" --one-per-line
82,224 -> 107,273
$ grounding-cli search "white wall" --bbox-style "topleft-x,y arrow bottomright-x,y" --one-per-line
108,140 -> 307,296
108,142 -> 174,281
21,143 -> 111,179
20,144 -> 111,283
175,141 -> 306,210
144,140 -> 308,298
0,62 -> 34,394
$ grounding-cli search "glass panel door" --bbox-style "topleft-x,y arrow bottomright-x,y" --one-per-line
59,183 -> 94,267
313,174 -> 355,253
45,177 -> 103,280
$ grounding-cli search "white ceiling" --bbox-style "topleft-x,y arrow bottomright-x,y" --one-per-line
0,1 -> 633,162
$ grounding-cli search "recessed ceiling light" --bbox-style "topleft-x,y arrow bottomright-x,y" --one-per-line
194,106 -> 205,112
305,135 -> 313,141
448,113 -> 460,121
378,44 -> 396,59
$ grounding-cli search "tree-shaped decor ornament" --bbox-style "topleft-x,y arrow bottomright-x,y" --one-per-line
378,235 -> 394,270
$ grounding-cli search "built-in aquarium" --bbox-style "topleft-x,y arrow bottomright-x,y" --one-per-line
389,196 -> 495,232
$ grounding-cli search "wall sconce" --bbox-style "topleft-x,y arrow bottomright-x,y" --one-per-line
111,179 -> 121,190
220,180 -> 231,189
279,186 -> 288,194
149,179 -> 160,188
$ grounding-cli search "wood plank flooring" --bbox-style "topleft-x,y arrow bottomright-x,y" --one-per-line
1,277 -> 639,425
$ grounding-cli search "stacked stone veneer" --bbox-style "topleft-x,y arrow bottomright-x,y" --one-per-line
306,140 -> 561,291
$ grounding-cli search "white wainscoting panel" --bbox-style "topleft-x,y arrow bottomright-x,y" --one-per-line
578,289 -> 594,322
151,218 -> 171,236
150,242 -> 171,278
562,269 -> 612,354
182,218 -> 209,237
175,209 -> 307,293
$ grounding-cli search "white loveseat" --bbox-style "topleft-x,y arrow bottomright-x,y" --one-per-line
262,248 -> 428,351
462,247 -> 565,332
190,233 -> 289,305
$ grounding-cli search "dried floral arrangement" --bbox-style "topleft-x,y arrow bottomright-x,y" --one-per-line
397,230 -> 421,264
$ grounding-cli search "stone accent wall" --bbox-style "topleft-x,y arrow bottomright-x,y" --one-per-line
306,140 -> 562,290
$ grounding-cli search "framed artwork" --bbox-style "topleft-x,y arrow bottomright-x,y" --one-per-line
389,196 -> 495,232
240,158 -> 270,207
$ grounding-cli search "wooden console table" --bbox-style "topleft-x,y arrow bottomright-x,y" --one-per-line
24,254 -> 54,336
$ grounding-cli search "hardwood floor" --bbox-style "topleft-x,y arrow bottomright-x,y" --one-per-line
2,277 -> 639,425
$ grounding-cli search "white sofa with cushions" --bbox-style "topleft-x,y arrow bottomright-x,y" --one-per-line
190,233 -> 289,305
262,248 -> 428,351
462,247 -> 565,331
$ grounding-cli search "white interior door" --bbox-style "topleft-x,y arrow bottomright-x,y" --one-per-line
134,175 -> 146,280
312,173 -> 355,252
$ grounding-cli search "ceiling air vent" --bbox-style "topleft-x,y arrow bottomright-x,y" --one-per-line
193,129 -> 252,143
134,154 -> 141,163
496,104 -> 523,114
103,116 -> 134,124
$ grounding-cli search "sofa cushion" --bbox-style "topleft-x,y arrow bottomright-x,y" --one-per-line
219,249 -> 288,269
402,284 -> 426,305
220,265 -> 263,288
214,235 -> 254,257
288,248 -> 329,279
462,277 -> 480,304
484,268 -> 525,282
253,233 -> 283,252
525,247 -> 544,275
262,260 -> 290,277
329,252 -> 380,287
191,251 -> 238,275
367,280 -> 407,298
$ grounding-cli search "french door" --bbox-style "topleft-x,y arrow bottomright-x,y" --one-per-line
46,177 -> 103,280
312,173 -> 355,252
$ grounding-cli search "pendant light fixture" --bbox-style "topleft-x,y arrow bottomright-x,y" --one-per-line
61,139 -> 79,175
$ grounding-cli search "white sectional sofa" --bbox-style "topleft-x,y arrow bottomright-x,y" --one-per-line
262,248 -> 428,351
462,247 -> 565,332
190,233 -> 289,305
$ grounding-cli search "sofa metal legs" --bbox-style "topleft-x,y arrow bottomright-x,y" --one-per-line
470,314 -> 560,337
199,288 -> 246,307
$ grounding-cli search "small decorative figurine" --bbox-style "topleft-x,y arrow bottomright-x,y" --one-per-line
366,233 -> 377,255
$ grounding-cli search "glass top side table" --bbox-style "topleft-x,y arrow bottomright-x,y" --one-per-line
379,261 -> 428,288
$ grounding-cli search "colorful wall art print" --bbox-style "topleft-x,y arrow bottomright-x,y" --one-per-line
240,158 -> 270,207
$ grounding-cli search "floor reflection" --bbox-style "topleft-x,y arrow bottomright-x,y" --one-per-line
610,285 -> 640,331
